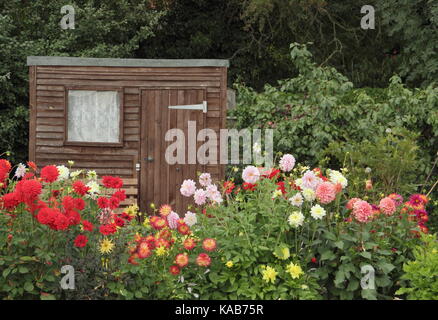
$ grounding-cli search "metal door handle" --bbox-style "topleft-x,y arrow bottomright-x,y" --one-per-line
145,156 -> 154,162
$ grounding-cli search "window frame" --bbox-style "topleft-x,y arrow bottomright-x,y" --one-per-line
63,86 -> 124,147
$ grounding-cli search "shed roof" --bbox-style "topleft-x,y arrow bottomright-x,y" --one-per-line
27,56 -> 229,68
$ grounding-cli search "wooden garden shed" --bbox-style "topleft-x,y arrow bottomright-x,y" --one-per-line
27,56 -> 229,214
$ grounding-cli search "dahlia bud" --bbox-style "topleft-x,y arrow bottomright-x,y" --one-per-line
365,179 -> 373,190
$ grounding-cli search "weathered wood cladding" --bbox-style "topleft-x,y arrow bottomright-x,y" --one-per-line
29,61 -> 228,209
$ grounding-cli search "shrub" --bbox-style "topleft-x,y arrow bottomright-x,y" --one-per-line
396,233 -> 438,300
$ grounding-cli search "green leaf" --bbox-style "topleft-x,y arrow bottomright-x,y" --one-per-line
334,270 -> 345,287
347,279 -> 359,291
360,252 -> 372,260
24,282 -> 34,292
334,241 -> 344,250
377,262 -> 395,274
320,250 -> 336,261
20,256 -> 34,262
2,268 -> 11,278
361,289 -> 377,300
19,266 -> 29,274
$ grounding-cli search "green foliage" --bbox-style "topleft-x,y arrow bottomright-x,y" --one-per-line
0,106 -> 28,164
231,43 -> 438,194
396,233 -> 438,300
321,128 -> 423,200
377,0 -> 438,86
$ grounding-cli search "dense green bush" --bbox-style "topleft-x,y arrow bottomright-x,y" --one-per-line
396,233 -> 438,300
321,128 -> 424,201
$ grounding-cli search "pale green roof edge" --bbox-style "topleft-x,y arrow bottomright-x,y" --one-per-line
27,56 -> 229,68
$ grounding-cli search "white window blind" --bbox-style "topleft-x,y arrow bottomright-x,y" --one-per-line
67,90 -> 120,143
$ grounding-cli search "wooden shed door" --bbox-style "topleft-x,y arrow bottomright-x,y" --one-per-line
140,89 -> 207,214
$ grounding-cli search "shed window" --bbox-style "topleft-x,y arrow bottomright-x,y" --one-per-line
67,90 -> 120,143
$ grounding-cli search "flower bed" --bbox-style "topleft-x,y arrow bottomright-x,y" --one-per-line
0,155 -> 435,300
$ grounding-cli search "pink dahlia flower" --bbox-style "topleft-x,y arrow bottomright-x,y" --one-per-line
242,166 -> 260,184
193,189 -> 207,205
315,182 -> 337,204
167,211 -> 180,229
279,154 -> 296,172
346,198 -> 361,210
199,173 -> 212,187
302,170 -> 322,190
352,200 -> 373,223
379,197 -> 396,216
180,179 -> 196,197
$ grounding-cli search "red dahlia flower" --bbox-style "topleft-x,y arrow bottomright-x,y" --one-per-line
1,192 -> 20,210
138,242 -> 153,259
99,224 -> 117,235
112,190 -> 126,202
169,265 -> 181,275
15,179 -> 42,205
202,238 -> 217,252
40,165 -> 59,183
81,220 -> 94,232
175,253 -> 189,268
196,253 -> 211,267
72,181 -> 90,196
97,197 -> 110,209
223,181 -> 235,194
242,182 -> 257,191
73,198 -> 85,211
62,196 -> 75,211
183,238 -> 197,250
74,235 -> 88,248
102,176 -> 123,189
177,223 -> 191,235
65,210 -> 81,226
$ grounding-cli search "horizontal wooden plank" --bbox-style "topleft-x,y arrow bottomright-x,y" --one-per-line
124,135 -> 140,142
125,114 -> 140,120
37,79 -> 220,88
36,85 -> 64,91
37,96 -> 64,103
37,105 -> 64,112
36,111 -> 64,118
36,125 -> 64,133
36,132 -> 63,139
37,91 -> 64,97
37,118 -> 65,125
124,127 -> 139,135
124,120 -> 140,128
125,101 -> 140,107
37,66 -> 222,74
36,153 -> 134,161
125,107 -> 140,113
37,73 -> 221,82
36,139 -> 64,147
125,95 -> 140,102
